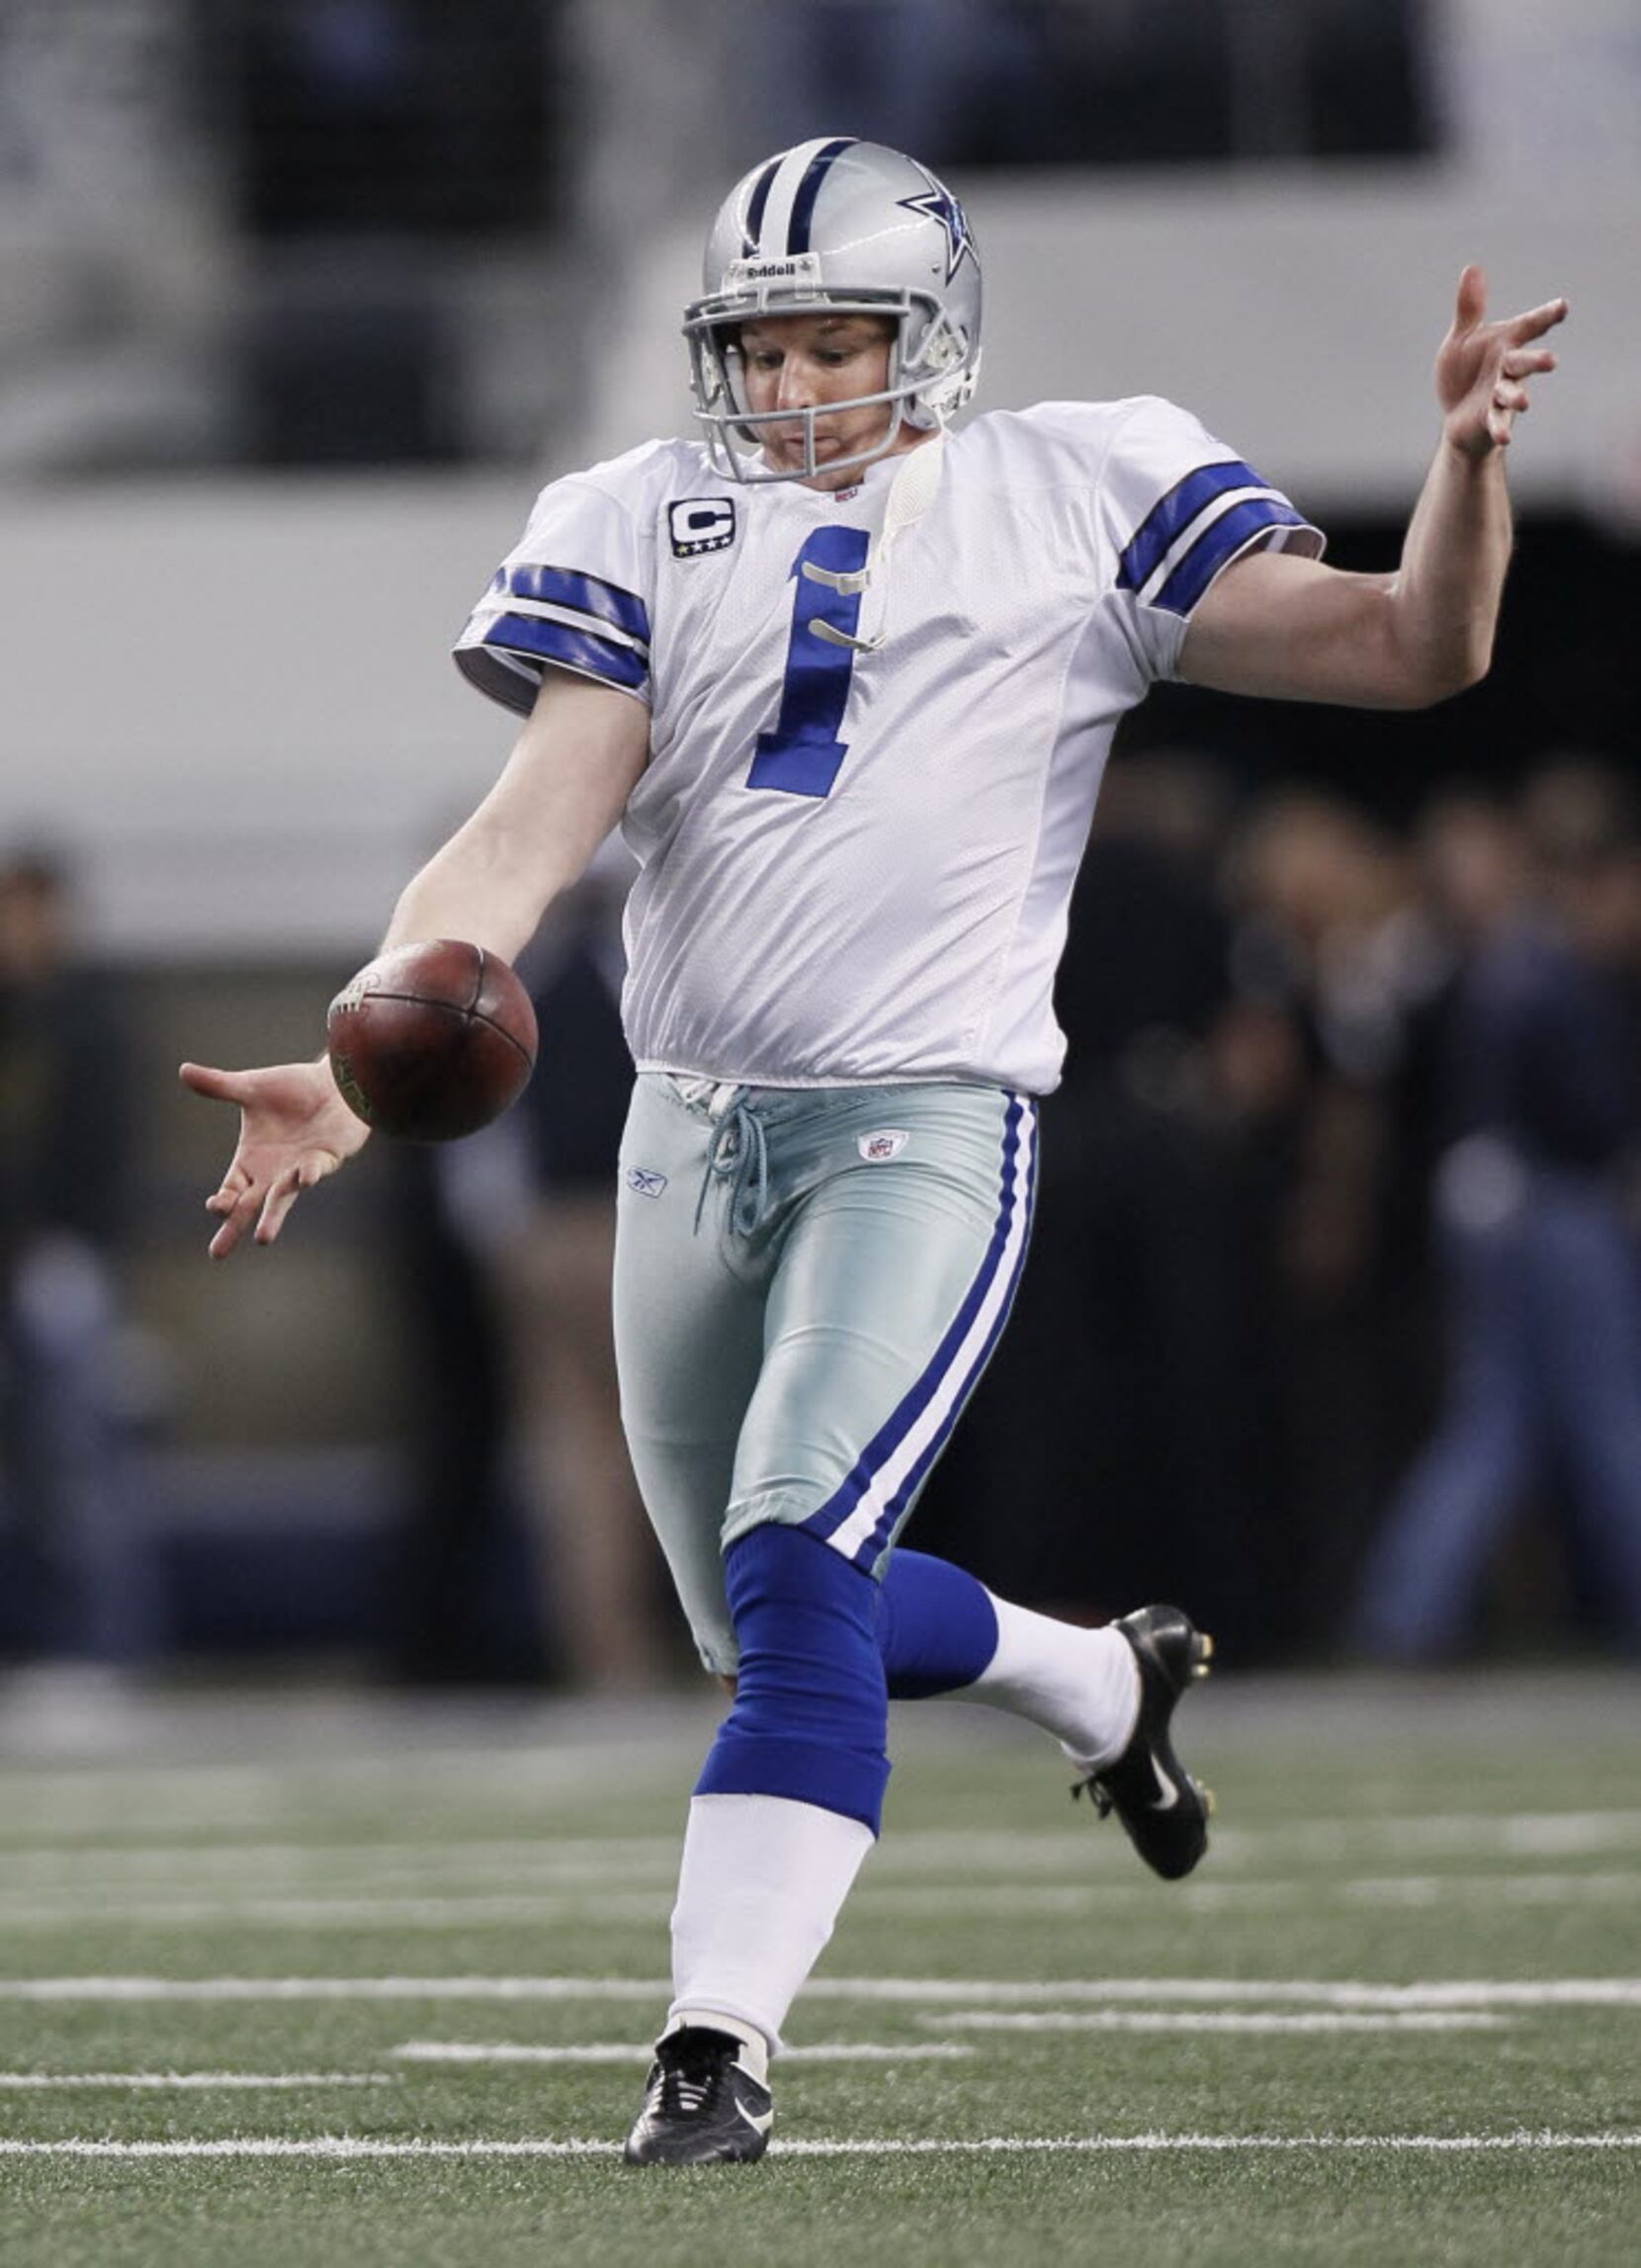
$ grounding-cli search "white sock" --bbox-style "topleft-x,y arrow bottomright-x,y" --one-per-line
667,1792 -> 874,2058
656,2008 -> 770,2087
963,1596 -> 1140,1769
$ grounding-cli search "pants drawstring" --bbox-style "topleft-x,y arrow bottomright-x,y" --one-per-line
694,1094 -> 771,1240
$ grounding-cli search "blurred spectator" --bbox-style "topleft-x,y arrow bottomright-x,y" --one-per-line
390,849 -> 670,1690
1223,787 -> 1445,1638
226,0 -> 561,465
485,859 -> 671,1689
231,0 -> 556,239
923,750 -> 1288,1657
382,1132 -> 527,1686
0,849 -> 157,1736
737,0 -> 1431,167
1351,760 -> 1641,1657
743,2 -> 1053,168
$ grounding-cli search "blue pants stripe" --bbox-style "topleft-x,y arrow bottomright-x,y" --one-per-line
800,1093 -> 1036,1569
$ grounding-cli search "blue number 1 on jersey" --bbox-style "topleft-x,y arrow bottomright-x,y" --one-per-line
747,527 -> 872,799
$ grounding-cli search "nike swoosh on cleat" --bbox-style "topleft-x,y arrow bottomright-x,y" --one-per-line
1148,1758 -> 1180,1811
736,2103 -> 774,2136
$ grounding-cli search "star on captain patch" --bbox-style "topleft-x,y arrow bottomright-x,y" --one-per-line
669,497 -> 736,558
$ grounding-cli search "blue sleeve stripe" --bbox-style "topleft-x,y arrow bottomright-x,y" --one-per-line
482,612 -> 648,691
505,563 -> 650,646
1152,497 -> 1308,618
1116,459 -> 1266,593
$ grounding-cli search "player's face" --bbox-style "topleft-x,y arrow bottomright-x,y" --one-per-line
737,313 -> 915,489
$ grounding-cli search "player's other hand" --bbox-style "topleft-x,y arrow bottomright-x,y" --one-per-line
1436,266 -> 1566,460
179,1057 -> 370,1260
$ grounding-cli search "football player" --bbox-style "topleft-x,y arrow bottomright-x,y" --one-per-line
183,138 -> 1565,2165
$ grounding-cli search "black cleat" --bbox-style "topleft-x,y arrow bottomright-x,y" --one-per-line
1073,1604 -> 1214,1880
623,2025 -> 773,2166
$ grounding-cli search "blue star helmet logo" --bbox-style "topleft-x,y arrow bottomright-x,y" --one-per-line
897,177 -> 974,287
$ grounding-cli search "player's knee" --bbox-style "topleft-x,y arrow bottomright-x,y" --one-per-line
726,1523 -> 885,1729
695,1524 -> 890,1832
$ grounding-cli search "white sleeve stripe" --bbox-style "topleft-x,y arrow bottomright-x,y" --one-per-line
1134,487 -> 1290,605
471,593 -> 648,657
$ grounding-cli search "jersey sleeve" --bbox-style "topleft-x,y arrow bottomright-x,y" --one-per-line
1098,396 -> 1325,682
453,465 -> 655,718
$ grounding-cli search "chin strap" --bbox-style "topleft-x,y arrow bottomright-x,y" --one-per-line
803,429 -> 947,654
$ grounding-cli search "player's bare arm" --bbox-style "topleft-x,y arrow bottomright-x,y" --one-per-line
1178,268 -> 1566,708
181,670 -> 648,1259
379,669 -> 648,964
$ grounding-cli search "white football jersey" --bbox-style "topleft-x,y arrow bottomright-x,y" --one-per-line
455,400 -> 1322,1095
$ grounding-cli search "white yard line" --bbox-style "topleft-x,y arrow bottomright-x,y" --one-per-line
0,1839 -> 678,1886
0,1751 -> 666,1802
854,1885 -> 1226,1916
0,1754 -> 669,1839
389,2042 -> 975,2065
0,1977 -> 667,2002
1344,1873 -> 1641,1906
2,1975 -> 1638,2007
845,1977 -> 1641,2010
0,1888 -> 1145,1926
0,2131 -> 1637,2160
3,1874 -> 1633,1928
841,1874 -> 1641,1918
1206,1814 -> 1641,1864
0,2072 -> 389,2089
1343,1813 -> 1641,1859
0,1894 -> 672,1929
869,1815 -> 1641,1866
4,1814 -> 1640,1872
928,2012 -> 1508,2034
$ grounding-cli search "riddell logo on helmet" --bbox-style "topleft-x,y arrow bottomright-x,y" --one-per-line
727,254 -> 823,288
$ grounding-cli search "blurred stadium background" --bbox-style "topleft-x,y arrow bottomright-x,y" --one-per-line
2,0 -> 1639,1734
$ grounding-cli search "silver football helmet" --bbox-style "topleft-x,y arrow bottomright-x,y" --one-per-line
683,137 -> 983,484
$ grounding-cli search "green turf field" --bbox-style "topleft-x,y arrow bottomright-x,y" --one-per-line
0,1673 -> 1637,2267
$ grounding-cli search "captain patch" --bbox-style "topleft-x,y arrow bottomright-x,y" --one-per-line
669,497 -> 737,558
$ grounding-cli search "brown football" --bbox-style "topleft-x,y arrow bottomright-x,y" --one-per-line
326,939 -> 538,1142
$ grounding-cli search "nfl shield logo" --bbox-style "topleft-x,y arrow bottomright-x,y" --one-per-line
858,1129 -> 910,1163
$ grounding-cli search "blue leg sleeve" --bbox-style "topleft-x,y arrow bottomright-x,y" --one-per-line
876,1548 -> 999,1699
697,1525 -> 892,1835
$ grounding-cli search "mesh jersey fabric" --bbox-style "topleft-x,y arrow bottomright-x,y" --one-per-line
454,399 -> 1323,1095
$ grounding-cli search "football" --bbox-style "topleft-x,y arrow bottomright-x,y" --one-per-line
325,938 -> 538,1142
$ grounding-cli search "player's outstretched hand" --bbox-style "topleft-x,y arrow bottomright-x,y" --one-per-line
1436,266 -> 1566,460
179,1058 -> 370,1260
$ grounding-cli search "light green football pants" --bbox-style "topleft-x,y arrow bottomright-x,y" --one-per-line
612,1073 -> 1039,1675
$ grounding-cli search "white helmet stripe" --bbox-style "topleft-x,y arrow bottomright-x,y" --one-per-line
738,154 -> 783,256
754,136 -> 850,260
786,136 -> 859,253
